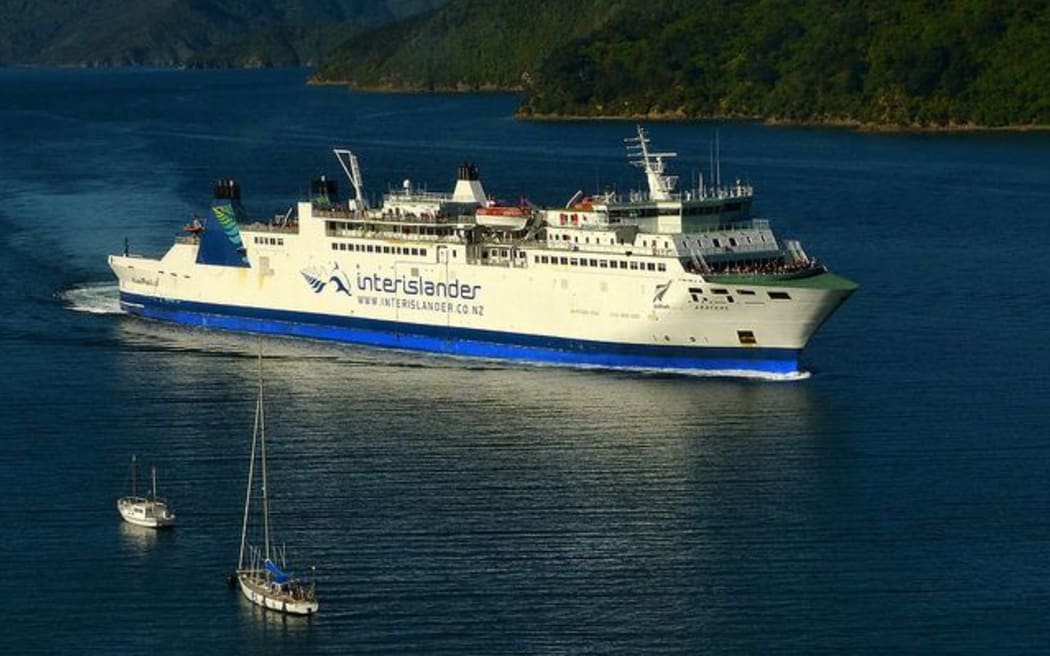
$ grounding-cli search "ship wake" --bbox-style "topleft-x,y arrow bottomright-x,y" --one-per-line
60,282 -> 123,315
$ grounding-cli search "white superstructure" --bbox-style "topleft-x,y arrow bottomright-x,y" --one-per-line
109,127 -> 856,375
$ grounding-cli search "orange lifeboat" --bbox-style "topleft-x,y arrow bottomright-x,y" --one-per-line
476,201 -> 530,230
476,205 -> 528,217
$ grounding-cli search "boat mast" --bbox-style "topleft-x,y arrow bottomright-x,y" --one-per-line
130,455 -> 137,497
151,466 -> 157,501
238,355 -> 262,571
259,348 -> 271,563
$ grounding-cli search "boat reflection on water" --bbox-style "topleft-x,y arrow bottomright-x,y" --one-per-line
235,593 -> 318,634
118,520 -> 174,554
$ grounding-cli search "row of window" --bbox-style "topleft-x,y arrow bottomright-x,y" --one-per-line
330,242 -> 430,257
326,220 -> 456,237
547,233 -> 767,251
253,236 -> 284,246
552,232 -> 627,246
485,249 -> 525,260
534,254 -> 667,272
688,286 -> 792,302
682,202 -> 745,216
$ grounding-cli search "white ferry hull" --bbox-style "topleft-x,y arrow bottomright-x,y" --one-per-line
115,288 -> 812,373
109,241 -> 852,376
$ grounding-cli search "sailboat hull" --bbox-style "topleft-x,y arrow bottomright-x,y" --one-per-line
237,572 -> 318,615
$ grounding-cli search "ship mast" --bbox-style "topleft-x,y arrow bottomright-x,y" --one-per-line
625,125 -> 678,201
334,149 -> 367,210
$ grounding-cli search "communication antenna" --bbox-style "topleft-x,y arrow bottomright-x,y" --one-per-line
715,129 -> 721,188
625,125 -> 678,200
709,141 -> 714,192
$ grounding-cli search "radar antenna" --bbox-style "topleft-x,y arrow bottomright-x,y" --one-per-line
625,125 -> 678,201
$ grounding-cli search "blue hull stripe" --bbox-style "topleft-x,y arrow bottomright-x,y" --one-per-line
119,292 -> 801,374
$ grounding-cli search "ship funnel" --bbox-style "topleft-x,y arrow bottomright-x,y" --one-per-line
452,161 -> 487,204
214,178 -> 241,201
457,162 -> 480,181
196,178 -> 249,267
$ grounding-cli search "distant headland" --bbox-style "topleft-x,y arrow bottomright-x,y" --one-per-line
5,0 -> 1048,131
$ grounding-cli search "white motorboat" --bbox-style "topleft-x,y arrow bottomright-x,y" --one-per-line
117,455 -> 176,529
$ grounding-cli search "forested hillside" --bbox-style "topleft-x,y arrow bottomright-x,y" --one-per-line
312,0 -> 630,89
315,0 -> 1050,128
0,0 -> 447,67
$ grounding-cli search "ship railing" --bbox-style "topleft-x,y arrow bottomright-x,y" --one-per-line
544,241 -> 678,258
616,184 -> 754,204
683,218 -> 770,234
244,222 -> 300,234
327,227 -> 467,245
317,205 -> 473,227
383,189 -> 454,203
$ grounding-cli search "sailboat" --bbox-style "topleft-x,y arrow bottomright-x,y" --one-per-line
234,350 -> 318,616
117,455 -> 176,528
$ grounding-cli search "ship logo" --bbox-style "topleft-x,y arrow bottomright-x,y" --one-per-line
211,204 -> 246,249
300,262 -> 352,297
653,280 -> 672,303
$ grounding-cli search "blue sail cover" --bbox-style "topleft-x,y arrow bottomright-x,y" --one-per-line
264,559 -> 291,584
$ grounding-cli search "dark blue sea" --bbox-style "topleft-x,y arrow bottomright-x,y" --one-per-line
2,68 -> 1049,654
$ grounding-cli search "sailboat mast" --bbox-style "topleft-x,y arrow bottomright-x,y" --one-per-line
151,466 -> 157,500
259,349 -> 271,562
238,366 -> 262,571
130,455 -> 137,497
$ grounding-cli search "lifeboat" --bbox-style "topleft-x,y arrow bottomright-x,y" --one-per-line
476,203 -> 530,230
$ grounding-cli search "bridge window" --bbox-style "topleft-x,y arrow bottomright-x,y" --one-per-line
768,291 -> 791,300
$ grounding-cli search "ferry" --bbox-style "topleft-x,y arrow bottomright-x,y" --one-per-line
108,127 -> 856,376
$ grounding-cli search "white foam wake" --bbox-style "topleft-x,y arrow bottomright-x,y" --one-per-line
60,282 -> 123,315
